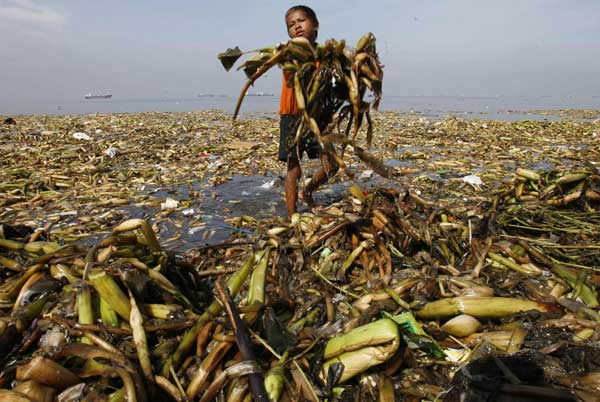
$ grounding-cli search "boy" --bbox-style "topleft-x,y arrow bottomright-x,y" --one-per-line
279,5 -> 338,219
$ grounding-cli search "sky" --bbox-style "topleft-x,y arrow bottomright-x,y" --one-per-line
1,0 -> 599,108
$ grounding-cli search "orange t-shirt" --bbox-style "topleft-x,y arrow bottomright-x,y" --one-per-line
279,71 -> 297,116
279,59 -> 320,116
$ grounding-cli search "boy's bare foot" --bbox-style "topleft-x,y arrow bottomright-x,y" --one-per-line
299,190 -> 324,213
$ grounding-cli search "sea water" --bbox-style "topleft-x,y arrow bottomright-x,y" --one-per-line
3,95 -> 600,121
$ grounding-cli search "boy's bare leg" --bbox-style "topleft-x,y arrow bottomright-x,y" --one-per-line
285,158 -> 301,219
300,153 -> 338,212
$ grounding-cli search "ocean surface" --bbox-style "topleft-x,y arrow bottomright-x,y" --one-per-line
3,95 -> 600,121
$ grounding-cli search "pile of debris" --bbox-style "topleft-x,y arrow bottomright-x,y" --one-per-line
1,166 -> 599,401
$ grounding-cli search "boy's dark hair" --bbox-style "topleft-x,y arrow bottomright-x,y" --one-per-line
285,5 -> 319,38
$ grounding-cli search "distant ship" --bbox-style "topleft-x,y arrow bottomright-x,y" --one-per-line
247,91 -> 274,97
197,93 -> 229,98
84,93 -> 112,99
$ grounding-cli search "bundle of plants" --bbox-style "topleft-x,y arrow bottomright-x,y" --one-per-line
218,33 -> 390,179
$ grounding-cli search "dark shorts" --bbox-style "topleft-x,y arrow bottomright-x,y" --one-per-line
279,114 -> 320,162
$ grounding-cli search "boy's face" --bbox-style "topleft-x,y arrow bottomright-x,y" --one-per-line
286,10 -> 318,42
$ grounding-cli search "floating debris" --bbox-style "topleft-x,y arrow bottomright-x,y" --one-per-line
161,198 -> 180,211
504,109 -> 600,120
72,132 -> 92,141
0,163 -> 599,400
1,109 -> 599,401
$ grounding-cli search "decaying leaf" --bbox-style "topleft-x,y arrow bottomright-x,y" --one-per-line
217,46 -> 243,71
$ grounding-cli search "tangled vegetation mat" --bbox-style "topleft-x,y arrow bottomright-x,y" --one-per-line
1,112 -> 599,401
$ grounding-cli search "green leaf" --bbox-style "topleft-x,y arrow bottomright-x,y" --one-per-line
237,51 -> 274,79
238,59 -> 266,79
401,333 -> 445,358
217,46 -> 243,71
385,311 -> 445,358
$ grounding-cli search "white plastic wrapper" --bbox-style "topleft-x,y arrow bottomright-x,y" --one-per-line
104,146 -> 118,158
462,174 -> 483,190
72,132 -> 91,140
358,169 -> 374,180
160,197 -> 179,210
260,179 -> 275,189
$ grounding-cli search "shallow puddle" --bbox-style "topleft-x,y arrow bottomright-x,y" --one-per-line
138,171 -> 401,251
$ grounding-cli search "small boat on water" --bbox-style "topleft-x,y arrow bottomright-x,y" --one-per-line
247,91 -> 274,97
198,93 -> 230,98
84,93 -> 112,99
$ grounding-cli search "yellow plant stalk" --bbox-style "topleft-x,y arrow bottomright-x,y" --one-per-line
416,296 -> 552,319
322,341 -> 400,383
226,378 -> 249,402
248,247 -> 271,306
16,356 -> 80,390
77,283 -> 95,344
264,353 -> 287,402
50,264 -> 79,284
129,291 -> 153,383
112,218 -> 161,253
378,374 -> 395,402
99,296 -> 119,327
515,167 -> 540,181
12,381 -> 55,402
1,264 -> 45,301
143,303 -> 181,320
0,238 -> 24,250
463,326 -> 528,354
24,241 -> 60,254
488,251 -> 542,276
323,318 -> 400,383
186,340 -> 234,399
0,255 -> 21,271
155,375 -> 186,402
12,272 -> 45,312
163,250 -> 262,376
0,389 -> 36,402
88,270 -> 131,320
